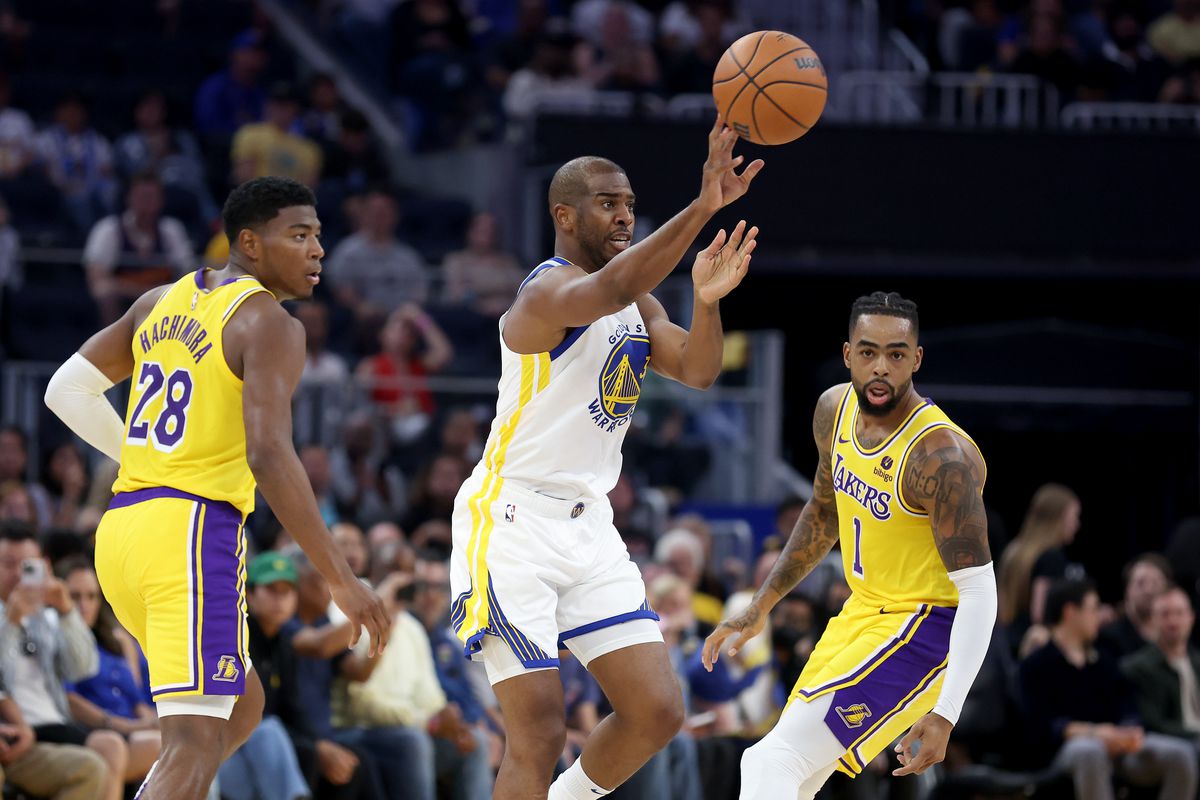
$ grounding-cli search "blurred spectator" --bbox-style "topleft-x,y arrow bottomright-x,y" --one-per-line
408,520 -> 452,558
35,92 -> 116,234
660,1 -> 739,94
0,72 -> 34,178
358,305 -> 452,444
1099,6 -> 1174,101
632,407 -> 712,502
301,444 -> 339,527
434,407 -> 484,465
38,442 -> 89,531
938,0 -> 1003,71
1018,578 -> 1197,799
296,301 -> 350,387
440,211 -> 523,317
327,190 -> 430,318
366,522 -> 404,559
1160,56 -> 1200,102
223,552 -> 373,800
0,195 -> 20,308
572,0 -> 654,46
321,109 -> 389,200
400,453 -> 470,531
1010,13 -> 1083,99
0,483 -> 36,526
367,539 -> 416,588
1122,586 -> 1200,748
486,0 -> 555,90
231,82 -> 323,187
769,591 -> 822,697
0,426 -> 52,528
608,473 -> 656,563
82,171 -> 194,324
114,89 -> 217,225
998,483 -> 1082,634
577,4 -> 661,91
0,675 -> 107,800
1149,0 -> 1200,64
558,651 -> 602,768
1099,553 -> 1172,660
194,31 -> 268,137
334,560 -> 493,799
333,523 -> 370,580
303,74 -> 344,144
58,560 -> 160,780
655,527 -> 724,628
389,0 -> 482,150
1166,517 -> 1200,606
503,31 -> 593,120
0,526 -> 133,800
330,412 -> 407,529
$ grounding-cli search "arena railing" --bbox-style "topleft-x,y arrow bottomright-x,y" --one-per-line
1061,102 -> 1200,132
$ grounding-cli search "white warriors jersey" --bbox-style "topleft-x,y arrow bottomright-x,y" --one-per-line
470,257 -> 651,501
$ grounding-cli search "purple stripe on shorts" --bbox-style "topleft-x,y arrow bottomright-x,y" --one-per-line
109,486 -> 240,518
199,500 -> 247,695
798,604 -> 931,699
823,605 -> 955,750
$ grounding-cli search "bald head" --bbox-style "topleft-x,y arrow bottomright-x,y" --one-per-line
548,156 -> 626,212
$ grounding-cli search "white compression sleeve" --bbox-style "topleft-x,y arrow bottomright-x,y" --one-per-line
932,562 -> 997,726
44,352 -> 124,463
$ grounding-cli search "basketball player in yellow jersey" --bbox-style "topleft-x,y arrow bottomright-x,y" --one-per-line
43,177 -> 391,800
704,292 -> 998,799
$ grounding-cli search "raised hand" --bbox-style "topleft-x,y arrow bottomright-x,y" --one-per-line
698,115 -> 765,214
692,219 -> 758,305
701,601 -> 767,671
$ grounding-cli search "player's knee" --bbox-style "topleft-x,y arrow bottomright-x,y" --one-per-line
637,685 -> 685,747
741,734 -> 804,780
508,714 -> 566,767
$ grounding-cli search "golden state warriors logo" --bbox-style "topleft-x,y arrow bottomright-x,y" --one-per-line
835,703 -> 872,728
212,655 -> 240,683
587,326 -> 650,433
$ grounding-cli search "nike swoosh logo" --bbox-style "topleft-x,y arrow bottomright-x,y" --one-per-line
837,436 -> 850,444
591,791 -> 604,796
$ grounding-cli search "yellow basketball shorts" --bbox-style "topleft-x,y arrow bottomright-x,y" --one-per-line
789,600 -> 954,776
94,487 -> 250,700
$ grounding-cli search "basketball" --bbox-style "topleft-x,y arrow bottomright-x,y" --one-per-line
712,31 -> 827,146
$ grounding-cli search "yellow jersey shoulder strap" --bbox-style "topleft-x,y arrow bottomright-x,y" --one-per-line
895,405 -> 985,515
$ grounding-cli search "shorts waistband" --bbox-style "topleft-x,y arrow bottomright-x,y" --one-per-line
109,487 -> 241,519
486,476 -> 598,521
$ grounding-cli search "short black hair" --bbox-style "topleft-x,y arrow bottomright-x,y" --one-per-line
1044,578 -> 1096,626
0,520 -> 37,545
548,156 -> 625,211
849,291 -> 919,339
222,177 -> 316,243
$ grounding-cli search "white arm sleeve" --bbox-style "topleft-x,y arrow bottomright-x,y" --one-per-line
931,562 -> 997,726
44,352 -> 124,463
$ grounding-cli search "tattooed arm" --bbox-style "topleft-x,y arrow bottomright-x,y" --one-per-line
701,384 -> 844,670
893,427 -> 997,777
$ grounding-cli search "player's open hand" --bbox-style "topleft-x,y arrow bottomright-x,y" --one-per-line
892,712 -> 953,776
702,601 -> 766,671
698,115 -> 764,214
693,219 -> 757,305
330,576 -> 391,657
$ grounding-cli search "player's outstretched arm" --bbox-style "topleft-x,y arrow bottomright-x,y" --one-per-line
702,385 -> 843,670
510,117 -> 764,344
639,220 -> 757,389
230,296 -> 391,656
45,286 -> 169,462
893,429 -> 996,776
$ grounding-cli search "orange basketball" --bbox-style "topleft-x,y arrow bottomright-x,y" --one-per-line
712,31 -> 827,146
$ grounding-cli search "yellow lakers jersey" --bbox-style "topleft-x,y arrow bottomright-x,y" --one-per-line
830,385 -> 985,609
112,269 -> 273,516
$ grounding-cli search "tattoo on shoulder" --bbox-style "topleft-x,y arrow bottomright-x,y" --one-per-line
903,433 -> 990,571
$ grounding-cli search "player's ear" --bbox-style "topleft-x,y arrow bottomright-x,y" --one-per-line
237,228 -> 258,261
913,345 -> 923,373
842,341 -> 851,369
553,203 -> 575,232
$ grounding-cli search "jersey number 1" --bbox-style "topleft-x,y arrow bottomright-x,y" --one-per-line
852,517 -> 865,579
127,361 -> 194,452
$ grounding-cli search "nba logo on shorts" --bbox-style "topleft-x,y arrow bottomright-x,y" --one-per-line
835,703 -> 872,728
212,655 -> 240,683
505,504 -> 517,523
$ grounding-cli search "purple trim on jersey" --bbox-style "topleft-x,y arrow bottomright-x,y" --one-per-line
820,605 -> 955,751
796,604 -> 933,699
193,268 -> 254,291
199,500 -> 247,695
193,269 -> 206,290
109,486 -> 240,518
549,324 -> 590,360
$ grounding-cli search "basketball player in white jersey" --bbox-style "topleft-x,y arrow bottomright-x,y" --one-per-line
449,116 -> 763,800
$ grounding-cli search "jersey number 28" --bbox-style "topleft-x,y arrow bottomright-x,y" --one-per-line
127,361 -> 194,452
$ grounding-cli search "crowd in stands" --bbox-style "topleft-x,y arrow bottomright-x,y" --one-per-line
888,0 -> 1200,105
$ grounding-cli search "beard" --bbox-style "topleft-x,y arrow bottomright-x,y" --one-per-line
855,378 -> 909,417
